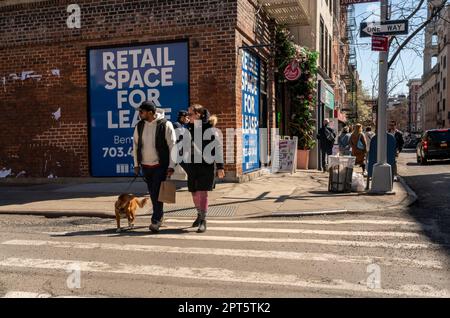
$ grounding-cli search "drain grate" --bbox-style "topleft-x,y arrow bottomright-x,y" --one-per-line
163,205 -> 237,217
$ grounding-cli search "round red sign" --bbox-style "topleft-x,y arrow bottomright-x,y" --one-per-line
284,60 -> 301,81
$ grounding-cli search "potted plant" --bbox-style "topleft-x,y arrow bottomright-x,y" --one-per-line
276,27 -> 318,169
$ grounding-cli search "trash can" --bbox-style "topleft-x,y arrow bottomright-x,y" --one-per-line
328,155 -> 355,193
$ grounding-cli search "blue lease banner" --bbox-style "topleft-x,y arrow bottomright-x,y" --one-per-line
88,41 -> 189,177
241,51 -> 260,173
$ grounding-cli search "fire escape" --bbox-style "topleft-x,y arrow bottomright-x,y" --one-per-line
342,4 -> 358,120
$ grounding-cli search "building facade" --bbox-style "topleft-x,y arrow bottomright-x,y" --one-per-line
420,2 -> 449,130
287,0 -> 339,169
407,79 -> 422,133
1,0 -> 299,180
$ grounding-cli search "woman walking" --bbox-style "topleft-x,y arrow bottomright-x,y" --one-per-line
349,123 -> 367,173
185,104 -> 225,233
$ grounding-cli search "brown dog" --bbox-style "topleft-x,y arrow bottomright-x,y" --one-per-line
114,194 -> 148,232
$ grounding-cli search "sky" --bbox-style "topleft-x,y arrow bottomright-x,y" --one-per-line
353,1 -> 427,97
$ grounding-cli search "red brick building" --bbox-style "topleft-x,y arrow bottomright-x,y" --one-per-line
0,0 -> 281,181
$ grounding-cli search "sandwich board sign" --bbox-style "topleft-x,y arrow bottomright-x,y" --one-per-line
276,136 -> 298,173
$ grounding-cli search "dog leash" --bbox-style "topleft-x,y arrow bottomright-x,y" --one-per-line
124,175 -> 138,193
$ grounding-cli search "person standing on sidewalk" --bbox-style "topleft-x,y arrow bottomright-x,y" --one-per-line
349,123 -> 367,173
388,120 -> 404,178
133,101 -> 177,233
317,119 -> 336,171
338,126 -> 351,156
184,104 -> 224,233
364,127 -> 375,153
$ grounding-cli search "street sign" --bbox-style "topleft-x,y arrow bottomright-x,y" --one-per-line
341,0 -> 379,5
360,20 -> 409,37
372,35 -> 389,51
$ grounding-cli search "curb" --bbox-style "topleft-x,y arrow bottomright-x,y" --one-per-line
0,211 -> 115,219
397,175 -> 418,207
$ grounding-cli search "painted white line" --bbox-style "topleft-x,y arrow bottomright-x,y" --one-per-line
1,291 -> 90,298
0,257 -> 447,298
57,225 -> 421,238
2,240 -> 442,269
193,226 -> 420,238
42,232 -> 431,250
164,219 -> 419,226
2,292 -> 51,298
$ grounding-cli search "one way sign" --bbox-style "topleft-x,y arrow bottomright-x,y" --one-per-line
360,20 -> 409,37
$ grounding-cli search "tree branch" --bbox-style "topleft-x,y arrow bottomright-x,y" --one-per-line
388,0 -> 448,69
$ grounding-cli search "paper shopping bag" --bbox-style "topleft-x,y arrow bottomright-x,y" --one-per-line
171,164 -> 187,181
158,180 -> 176,204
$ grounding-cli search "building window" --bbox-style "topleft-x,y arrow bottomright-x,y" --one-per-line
444,56 -> 447,69
444,99 -> 446,111
432,56 -> 438,68
320,17 -> 324,69
432,34 -> 438,46
328,36 -> 332,77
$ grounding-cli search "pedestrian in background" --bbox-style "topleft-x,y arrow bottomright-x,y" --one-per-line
364,126 -> 375,153
349,123 -> 367,173
338,126 -> 351,156
173,110 -> 190,129
388,120 -> 404,156
317,119 -> 336,172
388,120 -> 404,179
184,104 -> 225,233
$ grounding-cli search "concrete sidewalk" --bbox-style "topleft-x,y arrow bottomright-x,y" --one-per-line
0,170 -> 415,219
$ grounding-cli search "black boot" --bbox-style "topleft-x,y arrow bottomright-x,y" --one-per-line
197,219 -> 207,233
192,214 -> 201,227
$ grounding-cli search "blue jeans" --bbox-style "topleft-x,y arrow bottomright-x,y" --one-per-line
142,166 -> 166,224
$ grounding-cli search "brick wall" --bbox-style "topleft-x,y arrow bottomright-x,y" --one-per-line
0,0 -> 240,177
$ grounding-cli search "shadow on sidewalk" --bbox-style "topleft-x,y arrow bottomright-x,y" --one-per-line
50,226 -> 192,238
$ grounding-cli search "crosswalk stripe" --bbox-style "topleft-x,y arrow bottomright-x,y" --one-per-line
2,292 -> 52,298
193,226 -> 420,238
2,240 -> 442,269
163,219 -> 419,226
44,226 -> 421,238
42,232 -> 431,249
2,291 -> 89,298
0,257 -> 448,297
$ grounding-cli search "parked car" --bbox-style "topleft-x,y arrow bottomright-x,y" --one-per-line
416,129 -> 450,164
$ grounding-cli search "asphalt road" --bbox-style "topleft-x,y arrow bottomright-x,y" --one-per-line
397,149 -> 450,249
0,152 -> 449,298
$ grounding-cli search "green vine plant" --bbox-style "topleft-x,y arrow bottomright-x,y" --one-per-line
276,26 -> 318,150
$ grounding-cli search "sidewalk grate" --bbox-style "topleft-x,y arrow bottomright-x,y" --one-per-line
163,205 -> 237,217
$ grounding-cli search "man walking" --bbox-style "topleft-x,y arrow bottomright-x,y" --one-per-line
317,119 -> 336,172
133,101 -> 177,233
388,121 -> 404,155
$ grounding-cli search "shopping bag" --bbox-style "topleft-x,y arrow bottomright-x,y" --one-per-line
171,164 -> 187,181
158,180 -> 176,203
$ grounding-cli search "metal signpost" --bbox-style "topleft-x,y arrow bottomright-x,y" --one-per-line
370,0 -> 393,193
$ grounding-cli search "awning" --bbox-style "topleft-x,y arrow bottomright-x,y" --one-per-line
259,0 -> 311,26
